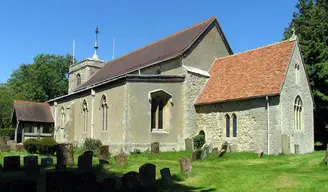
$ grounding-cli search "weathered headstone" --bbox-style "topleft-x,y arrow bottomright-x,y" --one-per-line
73,172 -> 98,192
24,155 -> 38,169
3,156 -> 20,172
258,151 -> 264,158
218,149 -> 226,158
121,171 -> 141,190
99,145 -> 109,160
115,151 -> 128,166
56,143 -> 74,166
185,138 -> 194,151
160,168 -> 172,184
41,157 -> 53,167
200,144 -> 210,159
212,148 -> 219,154
180,157 -> 192,176
221,141 -> 229,151
151,142 -> 160,154
139,163 -> 156,186
46,171 -> 74,192
10,179 -> 37,192
191,150 -> 202,161
78,150 -> 93,172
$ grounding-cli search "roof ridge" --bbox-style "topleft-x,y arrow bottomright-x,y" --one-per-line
14,100 -> 47,105
214,39 -> 296,61
105,16 -> 216,65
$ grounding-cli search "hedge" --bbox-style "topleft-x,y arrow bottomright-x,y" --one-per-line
23,138 -> 39,154
193,134 -> 205,150
23,138 -> 58,155
0,128 -> 15,139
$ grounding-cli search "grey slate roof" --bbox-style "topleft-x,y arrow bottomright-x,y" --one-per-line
76,16 -> 230,91
13,100 -> 54,123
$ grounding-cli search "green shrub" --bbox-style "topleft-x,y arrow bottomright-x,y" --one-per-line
193,135 -> 205,150
0,128 -> 15,139
172,173 -> 185,181
83,138 -> 102,157
38,138 -> 57,155
23,138 -> 39,154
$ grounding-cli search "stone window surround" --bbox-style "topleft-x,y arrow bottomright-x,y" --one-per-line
100,94 -> 109,132
294,96 -> 303,131
148,89 -> 173,134
224,113 -> 238,138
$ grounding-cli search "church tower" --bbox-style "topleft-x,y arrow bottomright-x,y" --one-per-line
68,26 -> 106,93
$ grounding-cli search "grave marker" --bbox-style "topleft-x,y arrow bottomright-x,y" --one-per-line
139,163 -> 156,186
151,142 -> 160,154
180,157 -> 192,176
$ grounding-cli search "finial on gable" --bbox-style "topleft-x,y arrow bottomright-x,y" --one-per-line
289,27 -> 297,41
92,26 -> 100,60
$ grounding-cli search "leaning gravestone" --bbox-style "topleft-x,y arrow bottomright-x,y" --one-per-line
10,179 -> 37,192
221,141 -> 229,151
115,151 -> 128,166
3,156 -> 20,172
180,157 -> 192,176
99,145 -> 109,160
160,168 -> 172,184
121,171 -> 141,190
151,142 -> 160,154
46,171 -> 74,192
191,150 -> 202,161
139,163 -> 156,186
78,150 -> 93,173
258,151 -> 264,158
56,143 -> 74,166
41,157 -> 53,167
218,149 -> 226,158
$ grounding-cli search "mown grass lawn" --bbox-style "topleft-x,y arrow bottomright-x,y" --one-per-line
1,150 -> 328,192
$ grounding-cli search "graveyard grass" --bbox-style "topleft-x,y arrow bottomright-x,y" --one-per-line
1,150 -> 328,191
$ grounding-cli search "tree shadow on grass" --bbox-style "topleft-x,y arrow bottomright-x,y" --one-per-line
0,163 -> 216,192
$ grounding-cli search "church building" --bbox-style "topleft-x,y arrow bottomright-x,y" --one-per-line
12,16 -> 314,155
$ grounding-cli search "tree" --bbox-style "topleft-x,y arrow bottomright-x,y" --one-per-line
284,0 -> 328,144
8,54 -> 73,102
0,84 -> 15,128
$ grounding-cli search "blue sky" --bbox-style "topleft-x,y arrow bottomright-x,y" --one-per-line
0,0 -> 298,83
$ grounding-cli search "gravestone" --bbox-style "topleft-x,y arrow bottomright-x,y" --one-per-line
121,171 -> 141,190
24,155 -> 38,169
46,171 -> 74,192
41,157 -> 53,167
139,163 -> 156,186
99,145 -> 109,160
258,151 -> 264,158
115,151 -> 128,166
73,172 -> 98,192
56,143 -> 74,166
10,179 -> 37,192
218,149 -> 226,158
3,156 -> 20,172
221,141 -> 229,151
78,150 -> 93,172
212,148 -> 219,154
160,168 -> 172,184
151,142 -> 160,154
180,157 -> 192,176
185,138 -> 194,151
191,150 -> 202,161
200,144 -> 210,159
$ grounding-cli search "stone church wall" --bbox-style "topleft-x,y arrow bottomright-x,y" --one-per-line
196,97 -> 274,154
279,42 -> 314,154
124,81 -> 184,153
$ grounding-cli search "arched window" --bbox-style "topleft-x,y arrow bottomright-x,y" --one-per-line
60,106 -> 65,128
76,73 -> 81,86
82,100 -> 88,132
225,114 -> 230,137
149,90 -> 172,131
232,114 -> 237,137
294,96 -> 303,130
101,95 -> 108,131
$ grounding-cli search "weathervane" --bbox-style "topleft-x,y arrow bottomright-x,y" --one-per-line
92,26 -> 100,60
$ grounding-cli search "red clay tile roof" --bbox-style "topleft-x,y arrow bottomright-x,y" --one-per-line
13,100 -> 54,123
196,40 -> 297,105
77,16 -> 232,91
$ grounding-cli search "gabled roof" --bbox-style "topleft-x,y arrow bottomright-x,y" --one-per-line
196,39 -> 297,105
12,100 -> 54,123
76,16 -> 232,91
